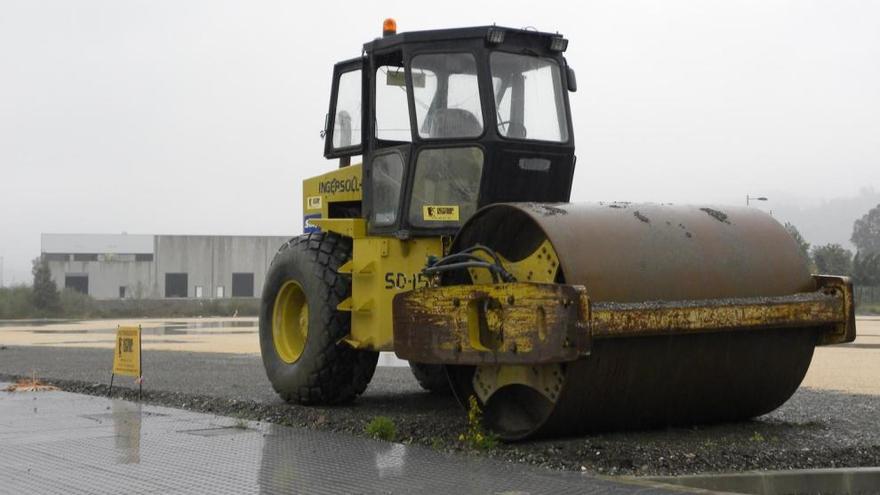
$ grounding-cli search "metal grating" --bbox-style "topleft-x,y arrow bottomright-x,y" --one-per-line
0,384 -> 683,495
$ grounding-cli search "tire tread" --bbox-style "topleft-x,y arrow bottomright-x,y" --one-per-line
261,232 -> 377,405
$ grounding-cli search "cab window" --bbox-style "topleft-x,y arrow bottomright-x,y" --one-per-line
375,64 -> 412,142
491,52 -> 568,142
332,69 -> 362,148
410,53 -> 483,139
408,147 -> 483,228
370,152 -> 405,227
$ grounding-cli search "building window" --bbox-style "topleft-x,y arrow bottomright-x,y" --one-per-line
135,253 -> 154,262
73,253 -> 98,262
165,273 -> 188,298
65,275 -> 89,295
119,286 -> 126,299
44,253 -> 70,262
99,253 -> 135,262
232,273 -> 254,297
195,285 -> 204,298
216,286 -> 225,298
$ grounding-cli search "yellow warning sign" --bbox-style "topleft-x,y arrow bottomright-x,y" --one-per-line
306,195 -> 322,210
112,326 -> 141,377
422,205 -> 459,221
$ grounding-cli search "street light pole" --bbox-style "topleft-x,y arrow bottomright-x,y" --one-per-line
746,195 -> 768,207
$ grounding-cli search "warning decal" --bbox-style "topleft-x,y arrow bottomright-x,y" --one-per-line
422,205 -> 459,221
306,196 -> 322,210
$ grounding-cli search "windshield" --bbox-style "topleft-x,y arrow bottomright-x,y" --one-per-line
490,52 -> 569,142
410,53 -> 484,139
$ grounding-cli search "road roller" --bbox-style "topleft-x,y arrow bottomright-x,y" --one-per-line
259,21 -> 856,440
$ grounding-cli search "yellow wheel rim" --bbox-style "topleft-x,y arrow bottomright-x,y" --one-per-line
272,280 -> 309,364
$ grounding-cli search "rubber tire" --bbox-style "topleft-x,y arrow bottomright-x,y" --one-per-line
259,232 -> 378,404
408,361 -> 451,394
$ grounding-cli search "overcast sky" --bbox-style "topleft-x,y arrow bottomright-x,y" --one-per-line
1,0 -> 878,284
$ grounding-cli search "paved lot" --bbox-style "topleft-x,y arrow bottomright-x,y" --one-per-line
801,316 -> 880,395
1,343 -> 879,477
0,384 -> 682,495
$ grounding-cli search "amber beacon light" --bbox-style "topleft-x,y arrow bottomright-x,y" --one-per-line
383,18 -> 397,37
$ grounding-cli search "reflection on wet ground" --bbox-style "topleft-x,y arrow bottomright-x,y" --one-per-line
112,400 -> 142,464
0,317 -> 262,354
0,319 -> 72,327
0,384 -> 674,494
650,467 -> 880,494
1,317 -> 412,365
34,339 -> 194,345
26,320 -> 255,335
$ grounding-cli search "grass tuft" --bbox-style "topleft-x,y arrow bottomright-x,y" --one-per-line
458,395 -> 499,450
365,416 -> 397,441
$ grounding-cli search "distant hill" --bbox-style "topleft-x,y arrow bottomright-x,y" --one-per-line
769,188 -> 880,252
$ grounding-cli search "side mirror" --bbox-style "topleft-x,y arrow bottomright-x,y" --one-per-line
566,65 -> 577,92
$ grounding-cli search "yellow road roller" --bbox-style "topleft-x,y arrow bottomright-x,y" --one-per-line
259,21 -> 856,440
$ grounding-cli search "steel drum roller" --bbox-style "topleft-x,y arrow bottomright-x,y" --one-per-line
445,202 -> 820,440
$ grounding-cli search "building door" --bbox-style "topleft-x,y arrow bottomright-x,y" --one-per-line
232,273 -> 254,297
65,275 -> 89,295
165,273 -> 188,298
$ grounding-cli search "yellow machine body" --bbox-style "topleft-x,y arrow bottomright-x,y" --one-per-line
301,164 -> 364,229
302,166 -> 444,351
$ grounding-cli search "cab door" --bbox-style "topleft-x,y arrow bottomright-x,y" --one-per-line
364,50 -> 413,236
323,58 -> 364,163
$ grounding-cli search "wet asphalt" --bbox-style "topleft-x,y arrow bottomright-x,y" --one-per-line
1,345 -> 878,477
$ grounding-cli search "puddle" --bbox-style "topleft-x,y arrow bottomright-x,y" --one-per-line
0,319 -> 74,327
81,411 -> 167,422
180,426 -> 258,437
35,339 -> 196,345
28,328 -> 255,336
648,467 -> 880,494
21,320 -> 256,336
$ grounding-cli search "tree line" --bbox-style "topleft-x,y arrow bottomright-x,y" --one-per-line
785,203 -> 880,286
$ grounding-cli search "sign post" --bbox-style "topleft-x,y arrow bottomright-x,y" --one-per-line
109,325 -> 142,400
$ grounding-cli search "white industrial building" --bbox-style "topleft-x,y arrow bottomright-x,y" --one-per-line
41,234 -> 290,300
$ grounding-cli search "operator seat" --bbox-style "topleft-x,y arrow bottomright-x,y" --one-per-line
426,108 -> 482,138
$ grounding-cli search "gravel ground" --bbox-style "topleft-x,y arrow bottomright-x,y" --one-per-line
1,344 -> 878,477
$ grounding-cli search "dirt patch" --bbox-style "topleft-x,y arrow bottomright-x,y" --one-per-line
4,372 -> 59,392
528,204 -> 568,216
699,207 -> 731,224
